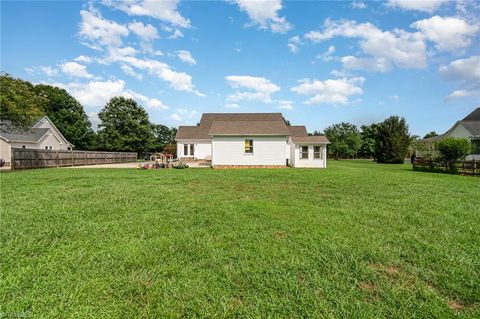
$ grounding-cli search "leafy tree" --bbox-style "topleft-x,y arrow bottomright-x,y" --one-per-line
359,123 -> 378,159
152,124 -> 177,150
33,84 -> 95,149
423,131 -> 438,139
0,74 -> 44,126
324,122 -> 361,159
97,97 -> 154,156
283,117 -> 291,126
437,137 -> 471,170
163,143 -> 177,156
308,130 -> 323,136
375,116 -> 411,163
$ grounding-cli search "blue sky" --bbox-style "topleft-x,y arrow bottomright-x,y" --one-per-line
1,0 -> 479,136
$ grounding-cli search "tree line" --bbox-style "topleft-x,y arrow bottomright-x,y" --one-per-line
312,116 -> 413,163
0,74 -> 177,155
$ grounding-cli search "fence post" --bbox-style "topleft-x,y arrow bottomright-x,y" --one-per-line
11,148 -> 15,170
72,150 -> 74,166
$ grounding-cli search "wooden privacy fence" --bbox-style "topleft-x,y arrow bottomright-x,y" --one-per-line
11,148 -> 137,170
413,158 -> 479,176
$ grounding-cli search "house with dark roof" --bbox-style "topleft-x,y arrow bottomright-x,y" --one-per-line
424,107 -> 480,160
0,116 -> 73,167
175,113 -> 329,168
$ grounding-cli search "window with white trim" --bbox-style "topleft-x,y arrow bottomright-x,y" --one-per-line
300,146 -> 308,159
190,144 -> 194,156
184,144 -> 188,156
244,139 -> 253,154
314,146 -> 322,159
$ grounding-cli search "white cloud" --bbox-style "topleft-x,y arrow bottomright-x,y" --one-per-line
439,55 -> 480,82
351,1 -> 367,9
26,66 -> 59,77
78,9 -> 129,49
51,79 -> 169,110
278,100 -> 293,110
225,75 -> 280,103
225,103 -> 240,109
232,0 -> 292,33
74,55 -> 93,63
411,16 -> 479,52
176,50 -> 196,65
387,0 -> 448,12
341,56 -> 391,72
128,21 -> 159,41
439,55 -> 480,100
61,62 -> 93,78
124,90 -> 169,109
52,79 -> 127,108
102,0 -> 190,28
305,19 -> 427,71
121,64 -> 143,80
390,94 -> 400,103
288,36 -> 302,53
169,108 -> 198,122
316,45 -> 336,61
291,77 -> 365,105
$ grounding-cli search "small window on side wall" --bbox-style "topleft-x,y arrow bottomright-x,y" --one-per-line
300,146 -> 308,159
190,144 -> 194,156
244,139 -> 253,154
184,144 -> 188,156
314,146 -> 322,159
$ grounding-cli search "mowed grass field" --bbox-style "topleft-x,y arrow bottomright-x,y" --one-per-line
1,161 -> 479,318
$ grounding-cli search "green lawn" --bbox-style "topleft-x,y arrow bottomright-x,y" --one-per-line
1,161 -> 479,318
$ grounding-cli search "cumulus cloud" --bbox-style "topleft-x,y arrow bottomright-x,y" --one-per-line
61,61 -> 93,78
351,1 -> 367,9
232,0 -> 292,33
225,103 -> 240,109
316,45 -> 336,61
51,79 -> 169,110
225,75 -> 280,103
341,56 -> 391,72
411,16 -> 479,52
128,21 -> 159,41
25,66 -> 59,77
291,77 -> 365,105
121,64 -> 143,80
439,55 -> 480,101
102,0 -> 190,28
305,19 -> 426,71
176,50 -> 196,65
74,55 -> 93,63
169,108 -> 198,122
78,9 -> 129,49
387,0 -> 448,12
278,100 -> 293,110
288,36 -> 302,53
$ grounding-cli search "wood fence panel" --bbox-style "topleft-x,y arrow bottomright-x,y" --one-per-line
11,148 -> 137,170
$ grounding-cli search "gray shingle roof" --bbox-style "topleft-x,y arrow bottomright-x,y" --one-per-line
208,120 -> 290,136
0,121 -> 49,143
461,121 -> 480,136
462,107 -> 480,121
288,126 -> 308,137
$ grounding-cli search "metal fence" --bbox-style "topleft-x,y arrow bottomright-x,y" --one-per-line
11,148 -> 137,170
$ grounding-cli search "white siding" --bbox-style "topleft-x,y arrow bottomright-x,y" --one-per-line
212,136 -> 288,166
291,144 -> 327,168
448,123 -> 474,139
11,132 -> 68,150
0,139 -> 11,166
176,140 -> 211,160
34,118 -> 70,150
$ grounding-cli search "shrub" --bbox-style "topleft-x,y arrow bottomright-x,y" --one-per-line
174,162 -> 189,169
437,137 -> 471,171
375,116 -> 411,164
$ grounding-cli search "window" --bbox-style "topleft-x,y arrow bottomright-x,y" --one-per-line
49,146 -> 53,150
300,146 -> 308,159
244,139 -> 253,154
45,146 -> 48,150
184,144 -> 188,156
314,146 -> 322,159
22,145 -> 26,149
190,144 -> 194,156
472,139 -> 480,154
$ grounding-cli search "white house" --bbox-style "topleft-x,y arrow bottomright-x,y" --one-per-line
0,116 -> 73,167
423,107 -> 480,160
175,113 -> 329,168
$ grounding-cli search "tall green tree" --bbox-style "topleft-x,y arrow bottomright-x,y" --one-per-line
375,116 -> 411,163
324,122 -> 361,160
33,84 -> 95,149
423,131 -> 438,139
0,74 -> 44,126
97,97 -> 154,155
359,123 -> 378,159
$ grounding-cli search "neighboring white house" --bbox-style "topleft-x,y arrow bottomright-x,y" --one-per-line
423,107 -> 480,160
0,116 -> 74,167
175,113 -> 329,168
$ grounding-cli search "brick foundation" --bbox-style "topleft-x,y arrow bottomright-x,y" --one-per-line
212,165 -> 288,169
